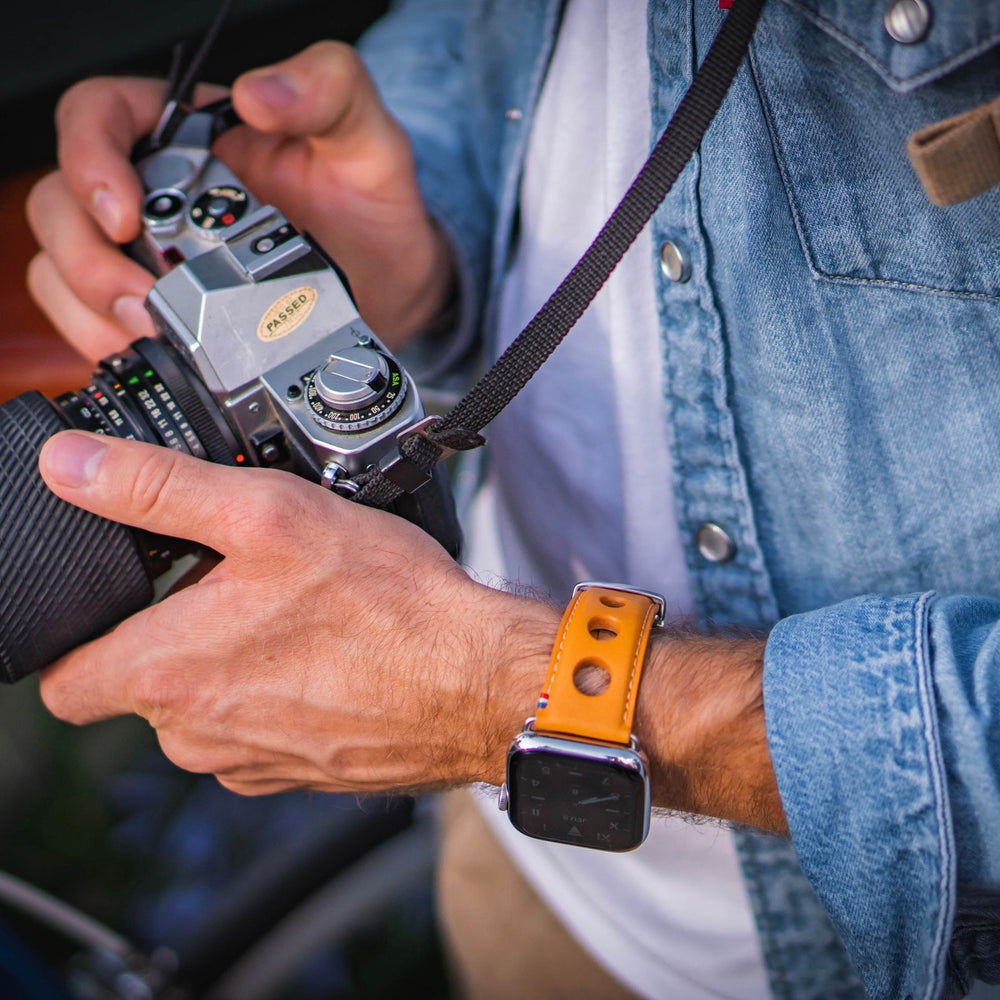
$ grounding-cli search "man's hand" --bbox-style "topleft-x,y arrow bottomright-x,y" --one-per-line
36,431 -> 554,796
34,430 -> 785,830
26,42 -> 454,363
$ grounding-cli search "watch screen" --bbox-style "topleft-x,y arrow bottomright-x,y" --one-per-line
508,749 -> 647,851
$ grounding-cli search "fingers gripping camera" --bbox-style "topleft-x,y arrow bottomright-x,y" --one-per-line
0,100 -> 461,683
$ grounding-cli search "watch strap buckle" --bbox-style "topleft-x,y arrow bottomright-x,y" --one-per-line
571,581 -> 666,627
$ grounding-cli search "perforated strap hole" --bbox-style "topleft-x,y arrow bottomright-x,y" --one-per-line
588,616 -> 618,641
574,661 -> 611,696
599,594 -> 626,608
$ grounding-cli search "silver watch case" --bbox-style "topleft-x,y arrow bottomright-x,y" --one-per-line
499,723 -> 651,852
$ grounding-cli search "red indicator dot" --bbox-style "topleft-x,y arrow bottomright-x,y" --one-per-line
222,213 -> 236,225
93,392 -> 103,400
236,454 -> 246,464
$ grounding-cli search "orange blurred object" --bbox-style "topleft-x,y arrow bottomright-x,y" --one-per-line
0,168 -> 92,405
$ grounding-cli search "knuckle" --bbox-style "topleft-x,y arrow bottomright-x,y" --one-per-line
304,40 -> 365,92
53,82 -> 86,133
38,672 -> 73,722
251,487 -> 299,537
25,252 -> 50,302
125,447 -> 182,520
322,743 -> 375,790
54,77 -> 112,134
81,254 -> 141,315
24,170 -> 62,237
236,472 -> 314,544
129,663 -> 193,722
305,39 -> 356,68
217,777 -> 269,797
157,733 -> 213,775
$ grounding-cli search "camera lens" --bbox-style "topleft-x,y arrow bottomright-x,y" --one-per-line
0,337 -> 240,683
57,339 -> 240,466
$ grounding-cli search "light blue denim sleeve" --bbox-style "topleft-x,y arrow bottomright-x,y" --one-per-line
355,0 -> 495,380
764,594 -> 1000,1000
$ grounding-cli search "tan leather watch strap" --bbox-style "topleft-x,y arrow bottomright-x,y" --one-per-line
533,584 -> 663,746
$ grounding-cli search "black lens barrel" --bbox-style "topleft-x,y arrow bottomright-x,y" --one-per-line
0,338 -> 239,682
0,393 -> 155,683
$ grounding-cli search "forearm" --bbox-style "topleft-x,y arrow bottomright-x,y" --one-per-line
358,1 -> 496,376
479,589 -> 1000,995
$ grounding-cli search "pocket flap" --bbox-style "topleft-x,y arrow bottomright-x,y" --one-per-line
782,0 -> 1000,92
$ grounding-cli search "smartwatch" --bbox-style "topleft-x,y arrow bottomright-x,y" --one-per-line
499,582 -> 664,852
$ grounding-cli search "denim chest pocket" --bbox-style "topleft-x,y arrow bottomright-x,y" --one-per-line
750,0 -> 1000,299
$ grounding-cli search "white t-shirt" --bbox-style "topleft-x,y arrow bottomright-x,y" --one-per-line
463,3 -> 771,998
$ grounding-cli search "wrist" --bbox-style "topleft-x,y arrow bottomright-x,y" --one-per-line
368,221 -> 457,350
636,630 -> 786,833
470,589 -> 560,787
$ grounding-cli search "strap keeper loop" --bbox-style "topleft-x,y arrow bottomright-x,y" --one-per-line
396,416 -> 486,462
377,451 -> 433,493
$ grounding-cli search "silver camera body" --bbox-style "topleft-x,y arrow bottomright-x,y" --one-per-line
128,102 -> 459,551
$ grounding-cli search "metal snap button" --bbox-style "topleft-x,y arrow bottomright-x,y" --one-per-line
696,523 -> 736,563
659,240 -> 691,283
884,0 -> 931,44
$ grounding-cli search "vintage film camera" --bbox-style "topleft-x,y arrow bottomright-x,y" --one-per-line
0,99 -> 460,683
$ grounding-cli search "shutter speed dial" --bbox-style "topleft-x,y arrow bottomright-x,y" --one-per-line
306,345 -> 407,433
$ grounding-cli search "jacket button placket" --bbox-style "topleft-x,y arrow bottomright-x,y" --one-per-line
649,2 -> 773,633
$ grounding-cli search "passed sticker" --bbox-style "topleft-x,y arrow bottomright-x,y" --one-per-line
257,287 -> 318,342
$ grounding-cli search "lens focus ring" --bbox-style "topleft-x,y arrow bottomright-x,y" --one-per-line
0,393 -> 154,682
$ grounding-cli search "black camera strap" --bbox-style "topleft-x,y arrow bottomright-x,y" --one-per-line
353,0 -> 767,511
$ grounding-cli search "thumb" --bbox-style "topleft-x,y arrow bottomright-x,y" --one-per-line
38,431 -> 258,556
231,41 -> 402,157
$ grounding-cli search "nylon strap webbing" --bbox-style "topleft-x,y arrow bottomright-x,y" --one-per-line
908,94 -> 1000,207
353,0 -> 767,510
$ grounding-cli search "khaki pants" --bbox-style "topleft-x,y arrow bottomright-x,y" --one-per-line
436,789 -> 641,1000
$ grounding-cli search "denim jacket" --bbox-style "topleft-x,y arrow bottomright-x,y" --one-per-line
360,2 -> 1000,998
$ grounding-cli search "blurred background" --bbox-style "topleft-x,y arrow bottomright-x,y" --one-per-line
0,2 -> 455,997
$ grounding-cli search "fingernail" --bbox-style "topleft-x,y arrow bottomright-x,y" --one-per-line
91,186 -> 121,237
243,72 -> 299,109
43,432 -> 108,488
112,295 -> 152,337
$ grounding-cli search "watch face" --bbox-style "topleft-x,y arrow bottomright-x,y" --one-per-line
507,742 -> 649,851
